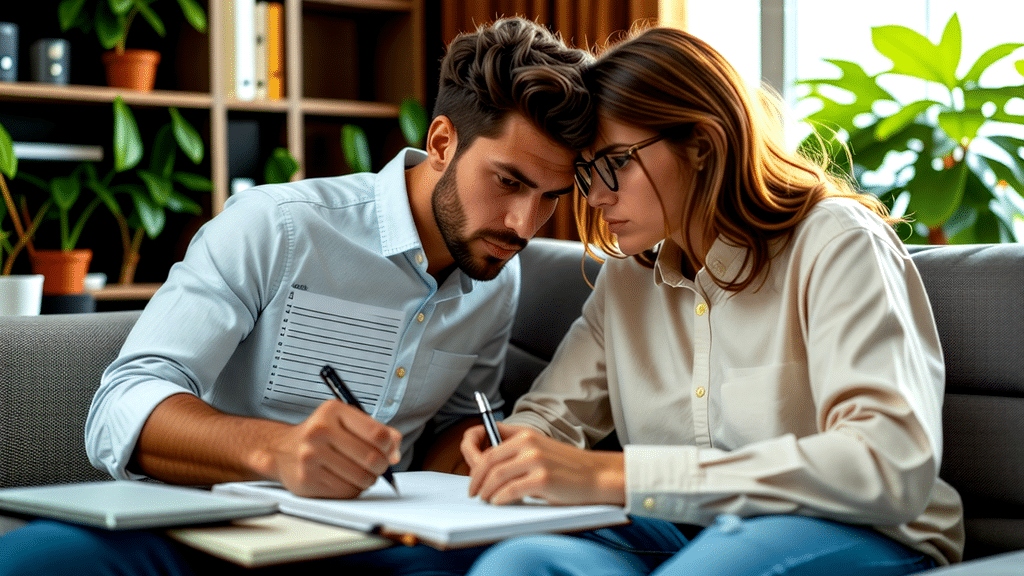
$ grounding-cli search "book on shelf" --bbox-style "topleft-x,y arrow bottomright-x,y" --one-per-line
167,513 -> 391,568
264,2 -> 284,100
213,471 -> 630,550
254,1 -> 267,99
223,0 -> 256,100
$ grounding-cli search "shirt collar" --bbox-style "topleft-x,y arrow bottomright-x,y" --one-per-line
376,148 -> 427,258
654,237 -> 749,289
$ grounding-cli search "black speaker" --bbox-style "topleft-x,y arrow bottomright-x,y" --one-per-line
0,22 -> 17,82
30,38 -> 70,85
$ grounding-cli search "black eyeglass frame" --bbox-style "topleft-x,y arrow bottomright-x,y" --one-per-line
574,134 -> 666,198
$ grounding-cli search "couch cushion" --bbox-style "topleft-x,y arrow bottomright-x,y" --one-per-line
0,310 -> 141,487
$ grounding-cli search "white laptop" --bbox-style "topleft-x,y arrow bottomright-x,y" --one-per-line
0,480 -> 277,530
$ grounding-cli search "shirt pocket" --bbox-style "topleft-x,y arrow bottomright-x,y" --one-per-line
408,350 -> 479,413
715,362 -> 815,449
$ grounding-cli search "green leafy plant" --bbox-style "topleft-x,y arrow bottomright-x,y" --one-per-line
0,122 -> 47,275
83,96 -> 212,284
264,147 -> 301,185
58,0 -> 207,53
342,98 -> 429,173
797,13 -> 1024,243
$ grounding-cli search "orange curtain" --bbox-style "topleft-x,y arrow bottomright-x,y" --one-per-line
440,0 -> 660,241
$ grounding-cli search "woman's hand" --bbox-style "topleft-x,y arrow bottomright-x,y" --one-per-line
460,422 -> 625,506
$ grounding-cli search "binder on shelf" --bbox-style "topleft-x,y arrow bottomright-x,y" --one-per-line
254,2 -> 268,99
265,2 -> 284,100
223,0 -> 256,100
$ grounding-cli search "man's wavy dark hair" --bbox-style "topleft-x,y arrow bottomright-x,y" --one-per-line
434,17 -> 594,153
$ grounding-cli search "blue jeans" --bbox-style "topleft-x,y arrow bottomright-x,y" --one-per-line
0,520 -> 489,576
464,515 -> 937,576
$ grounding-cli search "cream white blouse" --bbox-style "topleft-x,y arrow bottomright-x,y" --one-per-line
505,198 -> 964,565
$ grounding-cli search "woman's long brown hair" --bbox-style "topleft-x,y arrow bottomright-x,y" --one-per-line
575,26 -> 896,291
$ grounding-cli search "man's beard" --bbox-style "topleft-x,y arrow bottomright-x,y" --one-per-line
431,159 -> 527,281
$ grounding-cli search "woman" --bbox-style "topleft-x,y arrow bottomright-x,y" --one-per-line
460,27 -> 964,576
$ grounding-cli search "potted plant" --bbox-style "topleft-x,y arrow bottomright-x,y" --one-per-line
0,122 -> 48,315
797,13 -> 1024,244
57,0 -> 208,91
83,96 -> 212,285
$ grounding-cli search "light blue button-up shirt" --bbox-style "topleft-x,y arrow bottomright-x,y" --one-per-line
87,149 -> 518,479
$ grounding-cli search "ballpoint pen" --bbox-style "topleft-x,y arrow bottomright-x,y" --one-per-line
474,391 -> 502,447
319,364 -> 399,495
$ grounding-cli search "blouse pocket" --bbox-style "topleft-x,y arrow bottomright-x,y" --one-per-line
714,362 -> 815,449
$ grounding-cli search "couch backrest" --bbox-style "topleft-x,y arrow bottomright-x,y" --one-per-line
0,310 -> 141,487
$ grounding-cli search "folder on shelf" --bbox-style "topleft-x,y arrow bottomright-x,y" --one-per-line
167,513 -> 391,567
254,1 -> 268,100
265,2 -> 284,100
213,471 -> 630,550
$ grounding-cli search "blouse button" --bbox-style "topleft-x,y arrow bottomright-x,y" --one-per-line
643,497 -> 656,511
695,386 -> 706,398
415,253 -> 424,265
695,303 -> 707,316
395,367 -> 406,378
416,313 -> 425,323
712,261 -> 726,275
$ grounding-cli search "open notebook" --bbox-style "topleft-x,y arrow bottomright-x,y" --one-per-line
0,481 -> 277,530
214,471 -> 630,549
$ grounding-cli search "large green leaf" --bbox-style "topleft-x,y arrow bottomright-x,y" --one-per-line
936,13 -> 962,86
905,159 -> 968,227
176,0 -> 207,33
341,124 -> 371,173
872,18 -> 958,88
50,174 -> 81,211
162,189 -> 202,214
57,0 -> 88,31
264,147 -> 300,184
136,0 -> 166,37
399,98 -> 428,147
137,169 -> 173,205
937,110 -> 985,145
149,125 -> 176,177
875,99 -> 938,140
171,172 -> 212,193
987,136 -> 1024,182
129,187 -> 165,238
962,43 -> 1024,85
0,122 -> 17,179
113,97 -> 143,172
107,0 -> 133,15
169,108 -> 204,164
94,1 -> 123,50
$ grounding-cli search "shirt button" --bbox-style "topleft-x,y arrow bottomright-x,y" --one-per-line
416,313 -> 425,323
415,253 -> 424,265
695,303 -> 707,316
386,398 -> 395,407
395,367 -> 406,378
712,260 -> 725,275
643,497 -> 655,511
695,386 -> 706,398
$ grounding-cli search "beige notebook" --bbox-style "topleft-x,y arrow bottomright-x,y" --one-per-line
167,513 -> 391,567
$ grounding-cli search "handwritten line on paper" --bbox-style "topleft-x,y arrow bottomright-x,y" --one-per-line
264,290 -> 406,414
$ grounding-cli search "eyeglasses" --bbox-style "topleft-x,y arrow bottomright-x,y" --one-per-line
574,134 -> 665,198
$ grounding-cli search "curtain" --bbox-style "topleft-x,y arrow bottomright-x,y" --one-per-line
439,0 -> 660,240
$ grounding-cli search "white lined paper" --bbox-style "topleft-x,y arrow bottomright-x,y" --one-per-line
264,289 -> 405,414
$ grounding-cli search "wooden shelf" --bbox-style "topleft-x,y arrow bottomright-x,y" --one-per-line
0,82 -> 213,108
89,283 -> 161,301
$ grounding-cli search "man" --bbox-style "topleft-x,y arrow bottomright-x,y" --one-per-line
0,17 -> 592,576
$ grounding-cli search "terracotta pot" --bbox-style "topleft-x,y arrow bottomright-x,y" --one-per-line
102,49 -> 161,91
30,249 -> 93,295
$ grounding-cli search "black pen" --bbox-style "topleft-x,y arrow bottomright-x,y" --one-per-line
319,364 -> 399,495
474,391 -> 502,447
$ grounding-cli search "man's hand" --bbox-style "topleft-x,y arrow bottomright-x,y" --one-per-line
134,393 -> 401,499
255,400 -> 402,498
460,423 -> 625,506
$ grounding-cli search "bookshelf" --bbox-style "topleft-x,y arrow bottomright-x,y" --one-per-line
0,0 -> 426,215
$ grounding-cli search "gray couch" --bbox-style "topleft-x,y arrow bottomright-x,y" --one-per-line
2,238 -> 1023,572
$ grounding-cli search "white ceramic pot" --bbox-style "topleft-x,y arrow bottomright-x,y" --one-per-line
0,274 -> 45,316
